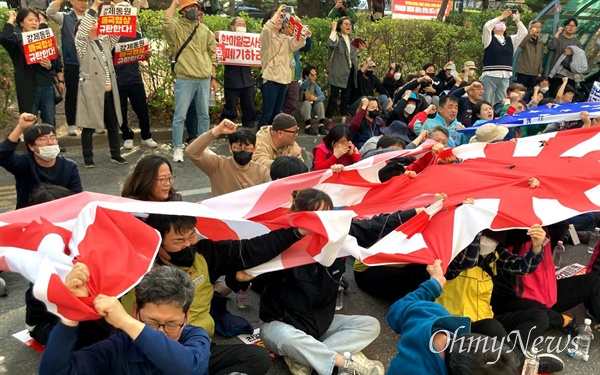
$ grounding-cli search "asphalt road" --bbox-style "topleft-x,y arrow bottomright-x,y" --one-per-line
0,133 -> 599,374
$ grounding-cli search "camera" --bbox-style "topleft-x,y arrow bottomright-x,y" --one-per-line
342,1 -> 350,8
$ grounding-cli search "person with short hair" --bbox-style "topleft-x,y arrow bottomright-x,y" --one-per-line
449,79 -> 484,127
253,113 -> 304,168
269,155 -> 309,180
0,113 -> 81,209
547,17 -> 583,97
186,119 -> 270,197
327,0 -> 357,24
121,155 -> 182,202
516,20 -> 544,90
349,96 -> 385,149
414,96 -> 466,147
348,58 -> 391,116
299,65 -> 328,136
39,265 -> 211,375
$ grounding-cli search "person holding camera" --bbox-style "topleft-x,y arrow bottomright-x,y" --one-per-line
328,0 -> 357,24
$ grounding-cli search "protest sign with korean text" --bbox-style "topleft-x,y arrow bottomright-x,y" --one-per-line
287,15 -> 304,41
114,38 -> 149,66
216,31 -> 261,67
391,0 -> 452,20
22,28 -> 58,65
98,6 -> 137,37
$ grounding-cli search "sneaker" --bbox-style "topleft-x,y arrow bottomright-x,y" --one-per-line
141,138 -> 158,148
213,280 -> 232,297
0,277 -> 7,297
84,159 -> 95,168
577,231 -> 592,244
318,126 -> 329,135
305,127 -> 318,136
95,128 -> 105,134
347,352 -> 385,375
173,147 -> 184,163
123,139 -> 134,149
538,353 -> 564,373
68,125 -> 77,136
111,156 -> 128,165
283,356 -> 312,375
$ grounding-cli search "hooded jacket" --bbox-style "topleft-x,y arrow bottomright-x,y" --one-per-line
252,125 -> 304,168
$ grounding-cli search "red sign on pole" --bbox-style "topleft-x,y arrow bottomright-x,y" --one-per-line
22,28 -> 58,65
98,6 -> 137,37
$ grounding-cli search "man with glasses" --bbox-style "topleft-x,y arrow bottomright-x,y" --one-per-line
547,17 -> 583,97
39,265 -> 211,375
253,113 -> 304,168
185,119 -> 270,197
0,113 -> 82,209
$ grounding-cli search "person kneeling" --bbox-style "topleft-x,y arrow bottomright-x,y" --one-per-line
39,265 -> 210,375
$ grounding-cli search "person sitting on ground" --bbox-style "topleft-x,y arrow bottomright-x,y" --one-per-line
433,61 -> 457,96
404,126 -> 452,178
39,265 -> 211,375
387,90 -> 422,133
387,259 -> 521,375
258,188 -> 385,375
414,95 -> 467,147
555,76 -> 576,104
471,100 -> 494,127
449,79 -> 484,127
186,119 -> 270,197
299,65 -> 329,136
121,155 -> 182,202
269,155 -> 309,180
348,58 -> 392,116
350,96 -> 386,149
253,113 -> 304,168
121,214 -> 311,375
0,113 -> 81,209
494,82 -> 527,117
382,62 -> 404,99
359,128 -> 408,158
459,60 -> 479,85
312,124 -> 361,170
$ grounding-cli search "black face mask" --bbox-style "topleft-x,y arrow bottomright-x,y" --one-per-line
366,70 -> 374,77
232,151 -> 253,166
184,9 -> 198,21
368,110 -> 379,118
427,72 -> 435,78
39,23 -> 48,29
166,246 -> 195,267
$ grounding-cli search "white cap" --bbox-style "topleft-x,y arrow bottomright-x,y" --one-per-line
585,318 -> 592,325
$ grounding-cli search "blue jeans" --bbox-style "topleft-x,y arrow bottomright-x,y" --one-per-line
258,80 -> 287,127
261,315 -> 380,375
33,85 -> 56,127
481,75 -> 509,106
172,77 -> 210,148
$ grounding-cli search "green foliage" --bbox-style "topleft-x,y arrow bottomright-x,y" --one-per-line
0,9 -> 16,117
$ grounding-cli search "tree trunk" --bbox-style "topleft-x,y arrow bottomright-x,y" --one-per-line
298,0 -> 323,18
229,0 -> 236,16
482,0 -> 490,10
436,0 -> 449,21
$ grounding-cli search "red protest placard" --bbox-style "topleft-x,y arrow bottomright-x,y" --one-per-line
287,16 -> 304,41
22,28 -> 58,65
215,31 -> 261,67
114,38 -> 149,66
98,6 -> 137,37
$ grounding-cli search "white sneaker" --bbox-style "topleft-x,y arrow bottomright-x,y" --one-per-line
348,352 -> 385,375
95,128 -> 105,134
141,138 -> 158,148
68,125 -> 77,136
173,147 -> 184,163
123,139 -> 134,149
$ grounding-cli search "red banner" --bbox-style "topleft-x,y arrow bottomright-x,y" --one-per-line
98,6 -> 137,37
22,28 -> 58,65
391,0 -> 453,19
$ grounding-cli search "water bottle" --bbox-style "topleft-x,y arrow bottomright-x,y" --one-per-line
553,240 -> 565,269
236,288 -> 249,309
587,227 -> 600,254
521,349 -> 539,375
569,318 -> 594,361
335,285 -> 344,311
338,352 -> 353,375
209,90 -> 216,107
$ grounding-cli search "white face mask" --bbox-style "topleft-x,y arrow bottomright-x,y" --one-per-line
235,26 -> 246,33
404,103 -> 416,115
480,235 -> 499,256
539,87 -> 549,94
36,144 -> 60,161
393,72 -> 402,81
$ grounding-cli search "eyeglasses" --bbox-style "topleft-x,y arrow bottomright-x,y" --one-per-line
36,135 -> 58,145
231,145 -> 254,152
280,129 -> 299,134
156,175 -> 175,186
140,319 -> 185,333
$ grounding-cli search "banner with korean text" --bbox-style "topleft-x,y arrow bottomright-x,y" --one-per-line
114,38 -> 148,66
216,31 -> 261,67
287,16 -> 304,41
98,6 -> 137,37
391,0 -> 452,20
22,28 -> 58,65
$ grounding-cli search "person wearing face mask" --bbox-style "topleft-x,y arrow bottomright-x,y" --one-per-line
163,0 -> 218,163
349,96 -> 385,149
481,9 -> 527,106
120,213 -> 311,375
387,90 -> 422,133
185,119 -> 270,197
1,9 -> 63,128
382,62 -> 404,99
459,60 -> 479,85
348,58 -> 391,116
218,16 -> 256,130
0,113 -> 82,209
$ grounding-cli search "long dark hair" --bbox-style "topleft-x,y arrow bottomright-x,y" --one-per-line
323,124 -> 352,151
290,188 -> 333,212
121,155 -> 181,202
16,8 -> 39,28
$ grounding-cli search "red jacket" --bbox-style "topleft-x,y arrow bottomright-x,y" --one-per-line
312,142 -> 361,170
